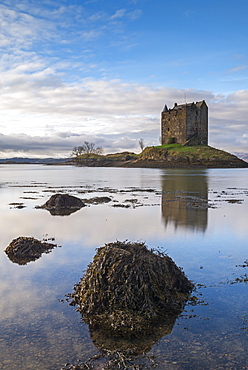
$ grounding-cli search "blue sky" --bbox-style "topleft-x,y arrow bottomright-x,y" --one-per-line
0,0 -> 248,157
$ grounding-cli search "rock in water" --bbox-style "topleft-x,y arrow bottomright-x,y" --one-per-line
39,193 -> 85,215
5,236 -> 57,265
71,241 -> 194,337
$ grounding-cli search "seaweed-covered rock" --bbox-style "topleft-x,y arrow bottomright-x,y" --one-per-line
39,193 -> 85,215
82,196 -> 112,205
5,236 -> 57,265
72,241 -> 194,336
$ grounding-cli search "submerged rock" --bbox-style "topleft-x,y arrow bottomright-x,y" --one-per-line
5,236 -> 57,265
71,241 -> 194,338
82,196 -> 112,205
39,193 -> 85,215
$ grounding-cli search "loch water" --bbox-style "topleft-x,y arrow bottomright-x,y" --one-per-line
0,165 -> 247,369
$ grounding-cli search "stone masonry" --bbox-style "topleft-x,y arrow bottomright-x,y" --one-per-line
161,100 -> 208,146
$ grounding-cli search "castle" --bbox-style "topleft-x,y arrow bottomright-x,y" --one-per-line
161,100 -> 208,146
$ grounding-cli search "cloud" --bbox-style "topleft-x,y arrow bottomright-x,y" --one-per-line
227,65 -> 248,73
0,2 -> 247,158
0,56 -> 248,157
128,9 -> 142,20
110,9 -> 126,20
0,3 -> 55,49
80,30 -> 102,41
0,131 -> 153,158
109,8 -> 142,22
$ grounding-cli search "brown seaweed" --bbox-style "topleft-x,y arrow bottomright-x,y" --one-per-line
71,241 -> 194,337
5,236 -> 57,265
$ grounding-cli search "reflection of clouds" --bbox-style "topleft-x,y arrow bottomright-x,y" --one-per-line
0,278 -> 45,322
209,199 -> 248,237
0,274 -> 95,369
1,204 -> 167,252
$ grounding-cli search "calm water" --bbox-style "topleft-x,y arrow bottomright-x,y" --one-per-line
0,165 -> 247,369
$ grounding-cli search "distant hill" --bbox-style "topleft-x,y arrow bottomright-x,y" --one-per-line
0,157 -> 70,164
234,153 -> 248,162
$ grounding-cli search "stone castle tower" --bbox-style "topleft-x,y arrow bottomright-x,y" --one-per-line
161,100 -> 208,146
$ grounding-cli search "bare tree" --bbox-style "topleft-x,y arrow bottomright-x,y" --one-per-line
71,142 -> 103,157
139,138 -> 145,151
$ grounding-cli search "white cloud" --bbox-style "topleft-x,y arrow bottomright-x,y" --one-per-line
0,54 -> 248,157
80,30 -> 102,40
110,9 -> 126,20
227,65 -> 248,73
0,4 -> 55,49
0,1 -> 247,158
0,131 -> 150,158
128,9 -> 142,20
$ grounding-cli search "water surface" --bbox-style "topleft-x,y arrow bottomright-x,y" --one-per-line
0,165 -> 247,369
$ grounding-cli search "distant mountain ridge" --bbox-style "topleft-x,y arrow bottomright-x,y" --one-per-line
0,157 -> 70,164
234,153 -> 248,162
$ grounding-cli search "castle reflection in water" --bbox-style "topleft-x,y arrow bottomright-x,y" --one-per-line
161,170 -> 208,232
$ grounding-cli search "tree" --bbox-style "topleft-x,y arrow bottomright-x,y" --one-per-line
139,138 -> 145,151
71,142 -> 103,157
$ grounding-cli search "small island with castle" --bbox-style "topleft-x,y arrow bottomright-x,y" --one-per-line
72,100 -> 248,168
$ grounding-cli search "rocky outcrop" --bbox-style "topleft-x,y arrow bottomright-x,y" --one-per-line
72,146 -> 248,169
71,241 -> 194,338
5,236 -> 57,265
38,193 -> 85,215
136,146 -> 248,168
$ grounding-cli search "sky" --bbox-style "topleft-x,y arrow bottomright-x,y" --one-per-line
0,0 -> 248,158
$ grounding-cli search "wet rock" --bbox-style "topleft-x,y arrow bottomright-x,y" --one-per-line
5,236 -> 57,265
82,196 -> 111,205
9,202 -> 26,209
38,193 -> 85,215
71,241 -> 194,338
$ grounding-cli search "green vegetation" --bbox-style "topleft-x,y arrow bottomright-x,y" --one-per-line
154,143 -> 182,149
152,144 -> 235,160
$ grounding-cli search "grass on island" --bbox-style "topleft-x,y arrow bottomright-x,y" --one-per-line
152,144 -> 235,160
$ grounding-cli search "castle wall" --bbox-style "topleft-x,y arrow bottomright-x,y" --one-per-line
161,106 -> 187,144
186,104 -> 198,140
198,103 -> 208,145
161,101 -> 208,146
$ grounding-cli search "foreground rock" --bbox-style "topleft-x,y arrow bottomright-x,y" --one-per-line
5,236 -> 57,265
71,241 -> 194,339
38,193 -> 85,215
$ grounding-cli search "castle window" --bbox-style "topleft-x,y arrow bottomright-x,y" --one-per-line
167,128 -> 170,132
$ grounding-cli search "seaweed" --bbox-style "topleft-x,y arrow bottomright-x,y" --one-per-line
5,236 -> 57,265
71,241 -> 194,336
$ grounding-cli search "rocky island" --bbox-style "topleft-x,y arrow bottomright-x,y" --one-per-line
71,144 -> 248,169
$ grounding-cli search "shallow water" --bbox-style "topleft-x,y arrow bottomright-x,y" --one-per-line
0,165 -> 247,369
